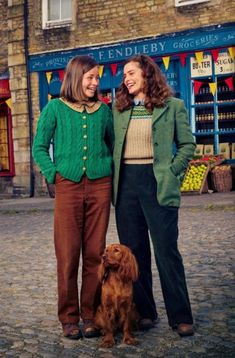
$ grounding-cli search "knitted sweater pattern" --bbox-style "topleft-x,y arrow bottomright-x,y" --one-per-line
32,99 -> 114,184
123,105 -> 153,164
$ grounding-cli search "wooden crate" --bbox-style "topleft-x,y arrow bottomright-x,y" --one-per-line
181,162 -> 210,195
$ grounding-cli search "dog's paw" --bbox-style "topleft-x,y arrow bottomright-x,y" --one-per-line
123,336 -> 139,345
99,337 -> 115,348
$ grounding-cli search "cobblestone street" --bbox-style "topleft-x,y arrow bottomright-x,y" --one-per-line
0,192 -> 235,357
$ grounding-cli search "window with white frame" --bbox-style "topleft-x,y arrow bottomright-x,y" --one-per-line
175,0 -> 210,6
42,0 -> 72,29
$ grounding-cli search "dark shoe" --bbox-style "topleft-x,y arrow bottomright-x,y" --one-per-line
83,319 -> 100,338
139,318 -> 155,331
177,323 -> 194,337
62,323 -> 82,340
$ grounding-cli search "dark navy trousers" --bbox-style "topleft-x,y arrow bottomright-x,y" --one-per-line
115,164 -> 193,327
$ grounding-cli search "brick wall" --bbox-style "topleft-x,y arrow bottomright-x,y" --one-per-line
0,0 -> 8,74
28,0 -> 235,54
8,0 -> 30,195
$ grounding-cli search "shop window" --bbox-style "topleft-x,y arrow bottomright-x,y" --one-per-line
0,104 -> 14,176
42,0 -> 72,29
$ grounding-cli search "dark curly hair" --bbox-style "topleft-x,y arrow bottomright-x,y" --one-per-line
115,54 -> 173,113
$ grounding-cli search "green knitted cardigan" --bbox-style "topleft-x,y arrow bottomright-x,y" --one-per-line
32,99 -> 114,184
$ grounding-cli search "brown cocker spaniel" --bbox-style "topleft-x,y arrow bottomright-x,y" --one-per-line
95,243 -> 139,348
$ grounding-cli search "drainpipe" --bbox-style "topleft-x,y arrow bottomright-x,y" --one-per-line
23,0 -> 34,197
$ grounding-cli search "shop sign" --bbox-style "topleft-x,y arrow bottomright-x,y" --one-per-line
190,55 -> 212,78
0,79 -> 10,98
214,52 -> 235,75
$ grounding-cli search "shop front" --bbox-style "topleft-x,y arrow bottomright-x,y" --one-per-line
0,78 -> 15,195
29,23 -> 235,162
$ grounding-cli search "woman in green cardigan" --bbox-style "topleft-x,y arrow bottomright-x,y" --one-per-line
33,55 -> 113,340
113,54 -> 195,337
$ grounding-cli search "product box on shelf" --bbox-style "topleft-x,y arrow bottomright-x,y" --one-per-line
204,144 -> 214,156
194,144 -> 204,156
219,143 -> 230,160
231,143 -> 235,159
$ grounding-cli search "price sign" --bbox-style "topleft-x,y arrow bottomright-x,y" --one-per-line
190,55 -> 212,78
215,52 -> 235,75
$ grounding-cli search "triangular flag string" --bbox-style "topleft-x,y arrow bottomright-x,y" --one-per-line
58,70 -> 65,82
194,80 -> 203,95
195,51 -> 204,65
224,77 -> 234,91
209,82 -> 217,96
110,63 -> 118,76
46,71 -> 53,84
228,47 -> 235,60
162,56 -> 170,70
179,53 -> 187,67
5,98 -> 13,110
98,65 -> 104,78
211,49 -> 219,62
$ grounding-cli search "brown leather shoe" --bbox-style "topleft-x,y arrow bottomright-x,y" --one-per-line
177,323 -> 194,337
62,323 -> 82,339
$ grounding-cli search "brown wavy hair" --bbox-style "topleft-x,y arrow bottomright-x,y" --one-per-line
115,54 -> 173,113
60,55 -> 99,103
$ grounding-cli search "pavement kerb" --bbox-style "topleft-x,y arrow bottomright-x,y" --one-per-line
0,191 -> 235,213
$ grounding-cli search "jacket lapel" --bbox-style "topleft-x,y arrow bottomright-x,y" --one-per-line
152,105 -> 168,125
119,108 -> 132,138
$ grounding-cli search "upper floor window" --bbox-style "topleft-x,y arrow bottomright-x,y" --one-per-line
42,0 -> 72,29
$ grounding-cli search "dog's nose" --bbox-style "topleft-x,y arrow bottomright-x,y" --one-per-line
102,254 -> 107,260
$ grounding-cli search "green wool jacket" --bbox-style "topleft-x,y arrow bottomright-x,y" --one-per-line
113,97 -> 196,207
33,99 -> 114,184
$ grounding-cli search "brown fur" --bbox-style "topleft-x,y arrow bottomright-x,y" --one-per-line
95,243 -> 139,347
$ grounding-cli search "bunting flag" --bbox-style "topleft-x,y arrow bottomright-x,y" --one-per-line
98,65 -> 104,78
228,47 -> 235,60
209,82 -> 217,96
46,71 -> 53,84
179,53 -> 187,67
162,56 -> 170,70
194,80 -> 202,95
195,51 -> 204,65
5,98 -> 12,110
211,49 -> 219,62
58,70 -> 65,82
224,77 -> 234,91
110,63 -> 118,76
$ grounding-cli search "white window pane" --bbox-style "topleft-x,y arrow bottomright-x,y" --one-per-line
61,0 -> 72,19
48,0 -> 60,21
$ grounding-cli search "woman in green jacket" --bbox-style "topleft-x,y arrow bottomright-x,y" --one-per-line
33,55 -> 113,340
113,54 -> 195,337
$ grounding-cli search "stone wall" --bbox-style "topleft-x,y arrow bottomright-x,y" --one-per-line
0,0 -> 8,74
28,0 -> 235,54
8,0 -> 30,196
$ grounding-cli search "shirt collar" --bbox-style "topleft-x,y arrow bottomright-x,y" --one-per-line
133,98 -> 145,106
60,98 -> 102,113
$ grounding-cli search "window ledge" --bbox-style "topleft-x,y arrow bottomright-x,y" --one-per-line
43,19 -> 72,30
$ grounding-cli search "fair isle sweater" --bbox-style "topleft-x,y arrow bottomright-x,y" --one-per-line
123,105 -> 153,164
32,99 -> 114,184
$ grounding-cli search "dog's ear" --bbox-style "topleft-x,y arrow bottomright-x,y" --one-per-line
118,246 -> 139,282
98,261 -> 106,282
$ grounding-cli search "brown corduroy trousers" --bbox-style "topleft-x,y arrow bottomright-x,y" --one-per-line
54,174 -> 111,324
